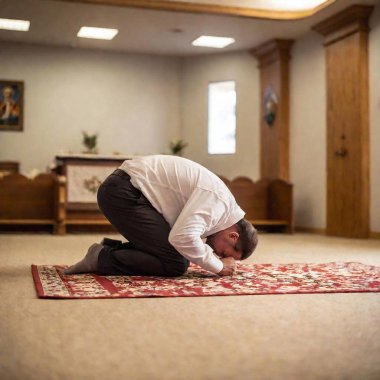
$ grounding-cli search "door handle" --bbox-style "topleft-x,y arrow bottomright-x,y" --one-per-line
335,148 -> 348,157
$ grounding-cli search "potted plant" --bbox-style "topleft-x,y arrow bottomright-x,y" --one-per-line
82,131 -> 98,154
169,139 -> 188,156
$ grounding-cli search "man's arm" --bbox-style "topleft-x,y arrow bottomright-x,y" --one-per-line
218,257 -> 236,276
168,188 -> 226,274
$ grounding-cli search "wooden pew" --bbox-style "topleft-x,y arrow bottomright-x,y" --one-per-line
219,176 -> 294,233
0,173 -> 66,234
0,161 -> 19,177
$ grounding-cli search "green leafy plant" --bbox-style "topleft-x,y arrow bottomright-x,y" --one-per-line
82,131 -> 98,154
169,139 -> 188,156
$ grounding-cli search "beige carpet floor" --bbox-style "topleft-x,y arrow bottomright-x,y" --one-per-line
1,233 -> 380,380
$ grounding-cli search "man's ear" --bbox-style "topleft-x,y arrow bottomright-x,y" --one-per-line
229,231 -> 239,241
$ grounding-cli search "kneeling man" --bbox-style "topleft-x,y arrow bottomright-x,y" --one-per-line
65,155 -> 258,277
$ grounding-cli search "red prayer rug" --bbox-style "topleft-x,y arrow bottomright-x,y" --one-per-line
31,262 -> 380,299
32,262 -> 380,299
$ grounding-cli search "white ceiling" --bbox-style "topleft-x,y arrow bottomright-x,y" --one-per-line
0,0 -> 378,56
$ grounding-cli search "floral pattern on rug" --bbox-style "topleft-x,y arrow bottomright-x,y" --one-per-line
31,262 -> 380,299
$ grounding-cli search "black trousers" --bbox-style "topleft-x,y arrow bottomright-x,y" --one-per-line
96,169 -> 189,277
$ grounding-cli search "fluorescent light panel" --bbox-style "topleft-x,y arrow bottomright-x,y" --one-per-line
192,35 -> 235,48
77,26 -> 118,40
0,18 -> 30,32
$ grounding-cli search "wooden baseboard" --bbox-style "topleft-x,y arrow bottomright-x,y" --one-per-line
295,226 -> 327,235
370,231 -> 380,239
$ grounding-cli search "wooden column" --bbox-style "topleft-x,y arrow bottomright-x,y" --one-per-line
251,39 -> 293,180
313,5 -> 373,238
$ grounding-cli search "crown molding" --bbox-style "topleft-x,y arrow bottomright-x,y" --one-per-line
251,39 -> 294,68
313,4 -> 373,45
56,0 -> 336,20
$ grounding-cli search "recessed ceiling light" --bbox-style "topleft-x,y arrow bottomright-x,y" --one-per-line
77,27 -> 118,40
0,18 -> 30,32
192,36 -> 235,49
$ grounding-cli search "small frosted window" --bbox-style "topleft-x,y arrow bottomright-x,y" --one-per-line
208,81 -> 236,155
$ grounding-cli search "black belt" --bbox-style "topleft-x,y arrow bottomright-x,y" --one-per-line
113,168 -> 130,178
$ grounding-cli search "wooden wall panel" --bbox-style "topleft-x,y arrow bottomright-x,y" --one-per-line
252,39 -> 293,181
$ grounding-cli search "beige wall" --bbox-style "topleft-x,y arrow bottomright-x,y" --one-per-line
0,42 -> 180,174
180,51 -> 260,180
290,33 -> 326,229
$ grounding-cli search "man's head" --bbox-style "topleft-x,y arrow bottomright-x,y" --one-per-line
2,86 -> 13,99
206,219 -> 258,260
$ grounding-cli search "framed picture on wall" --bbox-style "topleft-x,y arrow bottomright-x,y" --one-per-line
0,80 -> 24,131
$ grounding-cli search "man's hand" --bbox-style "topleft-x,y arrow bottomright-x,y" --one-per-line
217,257 -> 236,276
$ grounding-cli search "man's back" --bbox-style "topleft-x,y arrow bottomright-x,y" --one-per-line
120,155 -> 239,226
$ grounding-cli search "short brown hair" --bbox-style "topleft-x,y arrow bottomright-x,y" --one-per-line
235,219 -> 258,260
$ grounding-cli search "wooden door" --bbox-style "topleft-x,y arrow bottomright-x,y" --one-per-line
325,31 -> 369,238
313,5 -> 372,238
